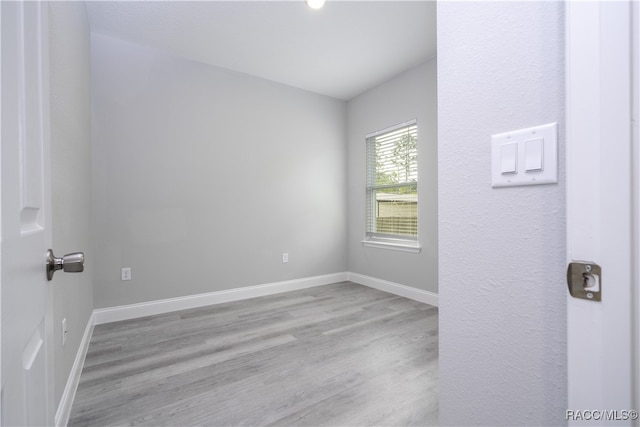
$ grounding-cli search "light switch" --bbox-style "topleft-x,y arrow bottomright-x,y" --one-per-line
525,138 -> 543,171
500,143 -> 517,174
491,122 -> 558,188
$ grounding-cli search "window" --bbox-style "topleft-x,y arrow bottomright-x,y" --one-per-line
364,119 -> 420,252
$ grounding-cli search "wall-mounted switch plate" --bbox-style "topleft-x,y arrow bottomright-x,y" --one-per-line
61,318 -> 68,346
282,253 -> 289,263
491,122 -> 558,188
121,267 -> 132,281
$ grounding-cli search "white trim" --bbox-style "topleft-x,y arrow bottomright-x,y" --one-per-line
566,0 -> 634,416
93,273 -> 349,325
365,118 -> 417,139
348,272 -> 438,307
361,239 -> 421,253
93,271 -> 438,326
632,0 -> 640,411
54,312 -> 95,427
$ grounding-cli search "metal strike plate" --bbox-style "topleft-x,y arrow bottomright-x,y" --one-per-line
567,261 -> 601,301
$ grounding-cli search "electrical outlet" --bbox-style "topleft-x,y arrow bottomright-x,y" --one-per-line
121,267 -> 132,281
282,253 -> 289,263
61,318 -> 68,346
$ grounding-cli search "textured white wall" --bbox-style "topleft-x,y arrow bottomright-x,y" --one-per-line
347,60 -> 438,292
438,2 -> 566,425
91,34 -> 347,309
48,2 -> 94,407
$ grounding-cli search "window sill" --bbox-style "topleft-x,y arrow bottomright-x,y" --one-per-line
361,239 -> 422,253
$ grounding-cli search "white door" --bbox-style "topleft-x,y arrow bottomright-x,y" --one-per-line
566,0 -> 637,423
1,2 -> 54,425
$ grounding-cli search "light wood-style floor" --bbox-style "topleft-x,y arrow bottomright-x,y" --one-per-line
69,281 -> 438,426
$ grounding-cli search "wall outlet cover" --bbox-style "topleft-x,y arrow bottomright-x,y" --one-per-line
61,318 -> 68,346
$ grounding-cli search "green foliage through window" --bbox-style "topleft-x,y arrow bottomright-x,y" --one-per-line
366,121 -> 418,239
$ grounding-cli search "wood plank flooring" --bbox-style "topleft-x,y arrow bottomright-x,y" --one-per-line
69,281 -> 438,426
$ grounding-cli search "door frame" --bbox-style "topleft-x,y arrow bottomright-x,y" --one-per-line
633,0 -> 640,410
566,0 -> 636,420
0,0 -> 3,415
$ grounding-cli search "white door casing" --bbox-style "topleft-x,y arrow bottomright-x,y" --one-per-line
1,2 -> 54,425
566,0 -> 636,424
634,0 -> 640,411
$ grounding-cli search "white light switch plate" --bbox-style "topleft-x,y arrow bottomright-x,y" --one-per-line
491,122 -> 558,188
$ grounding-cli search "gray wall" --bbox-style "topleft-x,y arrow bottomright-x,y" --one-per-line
91,34 -> 347,309
347,60 -> 438,293
437,2 -> 566,425
48,2 -> 94,408
48,3 -> 570,422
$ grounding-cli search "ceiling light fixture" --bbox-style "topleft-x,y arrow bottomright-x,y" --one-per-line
306,0 -> 326,10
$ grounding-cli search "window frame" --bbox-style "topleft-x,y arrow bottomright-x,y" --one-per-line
362,119 -> 421,253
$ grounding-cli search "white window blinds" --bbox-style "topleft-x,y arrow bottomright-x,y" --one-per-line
366,120 -> 418,241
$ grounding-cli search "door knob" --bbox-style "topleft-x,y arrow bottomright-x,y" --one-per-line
46,249 -> 84,281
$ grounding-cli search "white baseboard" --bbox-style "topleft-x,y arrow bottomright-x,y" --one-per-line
55,312 -> 95,427
93,272 -> 437,326
347,272 -> 439,307
93,272 -> 349,325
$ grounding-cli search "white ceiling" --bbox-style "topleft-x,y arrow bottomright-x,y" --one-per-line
85,1 -> 436,100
